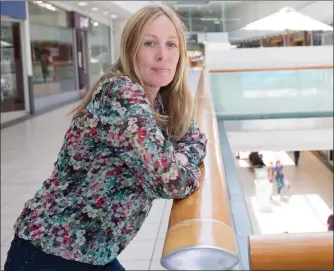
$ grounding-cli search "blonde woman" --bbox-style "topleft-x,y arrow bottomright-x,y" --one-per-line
5,5 -> 207,271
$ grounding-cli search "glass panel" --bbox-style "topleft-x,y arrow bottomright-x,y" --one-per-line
87,23 -> 111,87
1,20 -> 25,112
28,1 -> 69,28
30,24 -> 76,98
210,68 -> 333,118
163,2 -> 225,32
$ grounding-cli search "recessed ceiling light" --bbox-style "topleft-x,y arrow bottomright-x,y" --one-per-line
78,2 -> 87,6
103,11 -> 109,15
93,21 -> 99,26
110,14 -> 118,19
91,7 -> 99,11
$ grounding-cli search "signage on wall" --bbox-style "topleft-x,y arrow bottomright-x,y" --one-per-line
0,1 -> 27,20
71,12 -> 92,32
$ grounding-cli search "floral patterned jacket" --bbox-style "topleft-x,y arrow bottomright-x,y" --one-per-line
14,75 -> 207,265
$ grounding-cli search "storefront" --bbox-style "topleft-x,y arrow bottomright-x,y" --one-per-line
28,1 -> 79,112
1,1 -> 27,123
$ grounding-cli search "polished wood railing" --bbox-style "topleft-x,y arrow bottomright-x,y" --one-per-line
249,232 -> 334,270
209,65 -> 334,73
160,70 -> 239,270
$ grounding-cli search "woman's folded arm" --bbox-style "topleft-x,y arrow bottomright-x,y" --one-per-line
88,76 -> 203,199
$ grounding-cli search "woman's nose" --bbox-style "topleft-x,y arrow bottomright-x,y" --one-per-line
156,47 -> 167,61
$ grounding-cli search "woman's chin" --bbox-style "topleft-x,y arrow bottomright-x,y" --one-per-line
150,79 -> 173,88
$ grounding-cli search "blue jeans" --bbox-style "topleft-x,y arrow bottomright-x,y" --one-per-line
4,235 -> 125,271
276,175 -> 285,194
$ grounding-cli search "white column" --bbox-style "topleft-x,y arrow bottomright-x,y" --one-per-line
21,1 -> 33,113
109,18 -> 115,64
113,19 -> 126,61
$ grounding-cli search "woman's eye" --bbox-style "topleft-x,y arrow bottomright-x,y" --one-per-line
144,41 -> 155,47
167,42 -> 177,48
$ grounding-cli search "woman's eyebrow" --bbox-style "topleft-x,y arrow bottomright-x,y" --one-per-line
146,34 -> 178,40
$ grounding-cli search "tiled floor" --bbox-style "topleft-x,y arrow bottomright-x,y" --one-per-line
236,151 -> 333,234
1,102 -> 172,270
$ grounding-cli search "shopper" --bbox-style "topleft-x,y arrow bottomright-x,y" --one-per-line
327,213 -> 334,231
293,151 -> 300,166
274,160 -> 285,199
268,161 -> 274,200
4,4 -> 207,271
249,152 -> 266,168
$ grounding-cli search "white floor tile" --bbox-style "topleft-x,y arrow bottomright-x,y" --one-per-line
2,168 -> 52,184
1,199 -> 27,216
1,233 -> 14,247
149,260 -> 167,270
1,184 -> 27,206
1,215 -> 17,231
1,229 -> 13,245
1,246 -> 10,269
145,200 -> 166,223
152,239 -> 165,260
122,260 -> 150,270
132,223 -> 160,242
157,220 -> 169,240
118,240 -> 156,262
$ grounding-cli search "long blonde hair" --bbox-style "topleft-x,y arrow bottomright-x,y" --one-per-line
72,4 -> 193,140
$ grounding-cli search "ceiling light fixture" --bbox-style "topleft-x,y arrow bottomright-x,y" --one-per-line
78,2 -> 87,6
110,14 -> 118,19
91,7 -> 99,11
33,1 -> 57,11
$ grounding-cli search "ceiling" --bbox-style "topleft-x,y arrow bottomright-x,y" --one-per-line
164,1 -> 243,17
35,1 -> 244,31
45,0 -> 150,25
163,1 -> 243,32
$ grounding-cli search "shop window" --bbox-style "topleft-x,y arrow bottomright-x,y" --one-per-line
30,24 -> 76,98
1,20 -> 25,112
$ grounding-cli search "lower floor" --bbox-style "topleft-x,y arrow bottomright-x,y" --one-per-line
236,151 -> 333,234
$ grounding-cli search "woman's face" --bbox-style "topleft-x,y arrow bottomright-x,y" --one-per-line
136,14 -> 180,88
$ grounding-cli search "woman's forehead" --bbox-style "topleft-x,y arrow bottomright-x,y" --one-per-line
144,15 -> 179,39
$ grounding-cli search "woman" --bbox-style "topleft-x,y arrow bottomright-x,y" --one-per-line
5,4 -> 207,271
274,160 -> 285,196
268,161 -> 274,200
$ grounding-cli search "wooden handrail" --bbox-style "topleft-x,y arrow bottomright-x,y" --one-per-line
249,232 -> 334,270
160,70 -> 239,270
210,65 -> 334,73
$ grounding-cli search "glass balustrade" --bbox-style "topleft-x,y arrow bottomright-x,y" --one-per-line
210,68 -> 333,119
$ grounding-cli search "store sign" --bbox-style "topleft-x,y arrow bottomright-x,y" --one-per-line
0,1 -> 26,20
71,12 -> 92,31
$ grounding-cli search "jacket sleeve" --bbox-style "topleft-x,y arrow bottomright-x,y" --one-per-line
87,76 -> 201,200
174,120 -> 207,166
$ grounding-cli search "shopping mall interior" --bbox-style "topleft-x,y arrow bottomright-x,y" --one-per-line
1,1 -> 333,270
